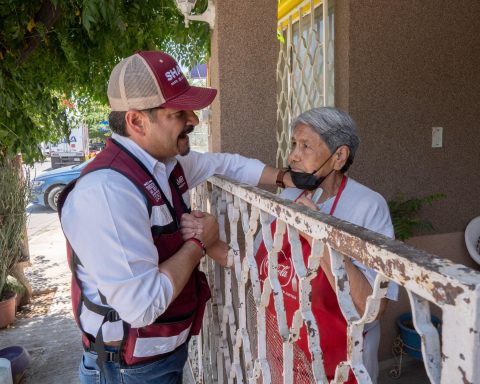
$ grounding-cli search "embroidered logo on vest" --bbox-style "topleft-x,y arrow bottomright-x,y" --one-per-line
143,180 -> 162,203
176,175 -> 186,189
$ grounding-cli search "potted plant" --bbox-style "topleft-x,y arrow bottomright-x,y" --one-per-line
388,193 -> 446,364
388,193 -> 446,241
0,154 -> 29,328
3,277 -> 26,311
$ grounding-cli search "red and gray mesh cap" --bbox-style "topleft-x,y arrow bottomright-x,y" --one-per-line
107,51 -> 217,111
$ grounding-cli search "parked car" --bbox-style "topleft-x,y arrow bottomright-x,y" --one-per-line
88,142 -> 105,158
89,142 -> 105,151
31,158 -> 94,211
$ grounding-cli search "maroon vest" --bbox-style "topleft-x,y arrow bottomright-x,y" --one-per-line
58,138 -> 211,367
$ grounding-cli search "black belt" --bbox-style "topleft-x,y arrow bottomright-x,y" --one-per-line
84,344 -> 180,364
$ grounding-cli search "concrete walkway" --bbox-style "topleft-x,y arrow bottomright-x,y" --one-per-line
0,204 -> 81,383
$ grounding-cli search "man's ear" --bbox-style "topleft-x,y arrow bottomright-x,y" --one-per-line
333,145 -> 350,171
125,110 -> 147,137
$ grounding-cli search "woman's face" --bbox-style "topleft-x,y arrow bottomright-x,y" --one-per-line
288,124 -> 334,176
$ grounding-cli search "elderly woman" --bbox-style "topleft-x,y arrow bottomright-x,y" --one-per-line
181,107 -> 397,383
254,107 -> 398,383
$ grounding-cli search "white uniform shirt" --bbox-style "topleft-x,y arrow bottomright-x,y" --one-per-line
61,133 -> 265,341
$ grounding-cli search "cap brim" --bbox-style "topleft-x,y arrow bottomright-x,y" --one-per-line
160,86 -> 217,110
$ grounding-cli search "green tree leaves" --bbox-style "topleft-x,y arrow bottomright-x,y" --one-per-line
0,0 -> 210,163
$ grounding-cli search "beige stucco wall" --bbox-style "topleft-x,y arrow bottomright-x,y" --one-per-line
335,0 -> 480,235
209,0 -> 278,167
335,0 -> 480,362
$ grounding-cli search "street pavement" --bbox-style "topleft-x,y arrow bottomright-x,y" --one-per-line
0,161 -> 195,383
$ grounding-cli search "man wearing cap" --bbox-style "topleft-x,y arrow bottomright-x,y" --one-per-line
58,51 -> 289,383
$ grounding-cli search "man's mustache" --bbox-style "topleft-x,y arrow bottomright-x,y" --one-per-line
178,125 -> 194,139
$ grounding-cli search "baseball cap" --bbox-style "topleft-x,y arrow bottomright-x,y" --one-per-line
107,51 -> 217,111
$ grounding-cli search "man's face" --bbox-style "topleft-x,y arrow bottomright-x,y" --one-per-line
144,108 -> 199,160
287,123 -> 333,175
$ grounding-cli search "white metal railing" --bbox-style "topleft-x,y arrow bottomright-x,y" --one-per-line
189,176 -> 480,384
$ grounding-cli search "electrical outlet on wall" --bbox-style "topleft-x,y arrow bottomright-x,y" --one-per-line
432,127 -> 443,148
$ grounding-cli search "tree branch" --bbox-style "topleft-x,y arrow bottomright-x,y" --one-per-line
18,0 -> 62,65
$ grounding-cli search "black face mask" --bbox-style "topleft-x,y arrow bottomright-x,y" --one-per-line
288,153 -> 335,191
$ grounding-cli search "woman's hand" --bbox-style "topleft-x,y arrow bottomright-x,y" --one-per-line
295,192 -> 318,245
296,191 -> 319,211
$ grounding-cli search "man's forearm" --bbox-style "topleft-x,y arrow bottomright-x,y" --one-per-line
158,241 -> 204,301
207,240 -> 229,267
259,166 -> 294,187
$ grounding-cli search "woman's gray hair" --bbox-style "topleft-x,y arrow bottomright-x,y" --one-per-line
291,107 -> 360,172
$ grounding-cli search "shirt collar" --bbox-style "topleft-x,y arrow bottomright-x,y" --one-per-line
111,133 -> 177,176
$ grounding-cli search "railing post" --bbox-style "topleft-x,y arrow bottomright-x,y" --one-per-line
440,290 -> 480,384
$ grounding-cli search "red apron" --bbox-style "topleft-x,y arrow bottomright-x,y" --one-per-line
255,175 -> 356,383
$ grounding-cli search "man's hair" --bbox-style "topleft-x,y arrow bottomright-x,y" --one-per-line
108,108 -> 160,137
291,107 -> 360,172
108,111 -> 128,136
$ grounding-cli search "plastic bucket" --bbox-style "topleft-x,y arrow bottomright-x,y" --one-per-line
0,346 -> 31,380
397,312 -> 442,361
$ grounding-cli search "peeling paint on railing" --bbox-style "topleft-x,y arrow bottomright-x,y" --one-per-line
189,176 -> 480,384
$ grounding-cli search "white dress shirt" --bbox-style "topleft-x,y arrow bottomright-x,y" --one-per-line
61,133 -> 265,341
